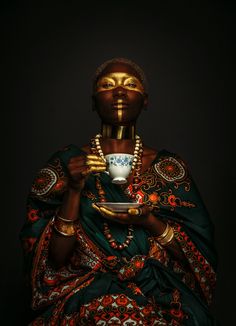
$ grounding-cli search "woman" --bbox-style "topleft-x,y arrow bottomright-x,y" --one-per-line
21,58 -> 217,325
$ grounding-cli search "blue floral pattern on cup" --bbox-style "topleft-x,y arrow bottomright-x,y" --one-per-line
107,155 -> 133,167
105,154 -> 134,184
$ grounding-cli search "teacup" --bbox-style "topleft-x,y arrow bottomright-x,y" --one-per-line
105,153 -> 134,184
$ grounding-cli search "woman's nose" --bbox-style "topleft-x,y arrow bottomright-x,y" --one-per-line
113,86 -> 126,97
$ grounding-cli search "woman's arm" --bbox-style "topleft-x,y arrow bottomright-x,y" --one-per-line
49,154 -> 106,269
143,213 -> 188,265
49,187 -> 81,269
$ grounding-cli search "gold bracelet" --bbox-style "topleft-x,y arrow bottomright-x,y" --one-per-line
156,223 -> 170,239
157,225 -> 174,246
53,217 -> 77,237
56,213 -> 78,224
152,223 -> 174,247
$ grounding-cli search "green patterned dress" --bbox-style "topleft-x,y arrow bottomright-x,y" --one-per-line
20,144 -> 218,325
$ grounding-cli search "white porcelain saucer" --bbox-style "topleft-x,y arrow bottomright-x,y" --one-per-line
95,202 -> 141,213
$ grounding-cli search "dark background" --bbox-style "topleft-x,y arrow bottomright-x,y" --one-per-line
1,0 -> 235,324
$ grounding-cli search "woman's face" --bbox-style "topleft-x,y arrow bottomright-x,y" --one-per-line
93,63 -> 148,125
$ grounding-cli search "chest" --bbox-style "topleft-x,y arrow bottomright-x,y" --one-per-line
122,151 -> 157,188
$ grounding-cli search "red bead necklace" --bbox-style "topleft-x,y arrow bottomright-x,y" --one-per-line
90,134 -> 143,250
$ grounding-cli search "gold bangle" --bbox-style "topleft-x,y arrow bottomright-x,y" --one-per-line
53,218 -> 77,237
56,214 -> 78,224
157,226 -> 174,246
156,223 -> 170,239
151,223 -> 174,247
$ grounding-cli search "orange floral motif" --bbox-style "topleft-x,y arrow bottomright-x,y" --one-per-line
87,299 -> 99,311
142,304 -> 154,316
127,283 -> 143,296
118,256 -> 146,281
149,192 -> 159,203
134,260 -> 144,269
101,295 -> 113,306
168,194 -> 177,207
28,208 -> 40,222
54,180 -> 66,191
116,294 -> 128,306
166,164 -> 174,171
158,189 -> 195,210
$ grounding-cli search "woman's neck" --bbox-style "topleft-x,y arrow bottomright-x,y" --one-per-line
100,123 -> 137,154
101,123 -> 136,140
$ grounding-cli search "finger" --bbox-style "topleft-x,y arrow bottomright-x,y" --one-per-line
92,203 -> 100,212
80,166 -> 106,177
92,204 -> 129,223
69,156 -> 86,163
86,154 -> 106,162
99,206 -> 116,217
114,212 -> 129,220
69,160 -> 86,168
128,208 -> 141,216
91,205 -> 114,220
99,208 -> 129,222
81,168 -> 90,177
70,165 -> 89,175
89,166 -> 107,173
86,160 -> 106,167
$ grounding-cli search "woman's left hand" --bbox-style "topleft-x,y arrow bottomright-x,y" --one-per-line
92,203 -> 153,227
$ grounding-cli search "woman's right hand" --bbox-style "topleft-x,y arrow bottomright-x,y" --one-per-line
67,154 -> 106,192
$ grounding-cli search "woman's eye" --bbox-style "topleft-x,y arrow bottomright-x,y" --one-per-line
102,83 -> 113,88
127,83 -> 136,88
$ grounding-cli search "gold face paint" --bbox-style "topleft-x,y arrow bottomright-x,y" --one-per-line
96,72 -> 145,94
117,99 -> 123,122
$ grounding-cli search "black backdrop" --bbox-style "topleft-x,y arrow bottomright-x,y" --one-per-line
1,1 -> 235,325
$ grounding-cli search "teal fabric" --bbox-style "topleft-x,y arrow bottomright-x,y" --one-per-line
20,144 -> 218,325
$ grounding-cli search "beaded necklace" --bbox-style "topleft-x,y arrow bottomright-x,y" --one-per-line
90,133 -> 143,250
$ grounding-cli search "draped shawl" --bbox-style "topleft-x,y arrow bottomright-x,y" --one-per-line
20,144 -> 217,325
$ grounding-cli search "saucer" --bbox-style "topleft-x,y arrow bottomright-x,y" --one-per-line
95,202 -> 141,213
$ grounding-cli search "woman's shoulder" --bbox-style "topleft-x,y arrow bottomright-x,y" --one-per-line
143,145 -> 190,179
143,145 -> 183,162
48,143 -> 88,165
143,145 -> 187,163
154,150 -> 191,185
30,143 -> 86,202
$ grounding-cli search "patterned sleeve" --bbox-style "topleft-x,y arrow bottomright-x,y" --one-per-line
20,145 -> 90,311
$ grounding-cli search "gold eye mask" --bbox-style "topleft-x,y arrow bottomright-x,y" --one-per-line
96,72 -> 145,94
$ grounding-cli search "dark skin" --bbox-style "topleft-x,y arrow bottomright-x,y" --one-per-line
49,62 -> 187,269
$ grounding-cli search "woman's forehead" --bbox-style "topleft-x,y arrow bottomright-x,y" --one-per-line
100,62 -> 141,79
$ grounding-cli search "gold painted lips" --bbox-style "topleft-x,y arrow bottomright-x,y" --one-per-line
112,100 -> 129,108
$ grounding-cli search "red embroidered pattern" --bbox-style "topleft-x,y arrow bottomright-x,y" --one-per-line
126,183 -> 195,211
148,238 -> 169,267
31,220 -> 98,310
173,224 -> 216,305
31,158 -> 68,201
154,157 -> 185,182
117,255 -> 146,281
79,294 -> 167,325
27,208 -> 40,223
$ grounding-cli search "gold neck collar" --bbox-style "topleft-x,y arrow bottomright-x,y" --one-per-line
101,124 -> 136,140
